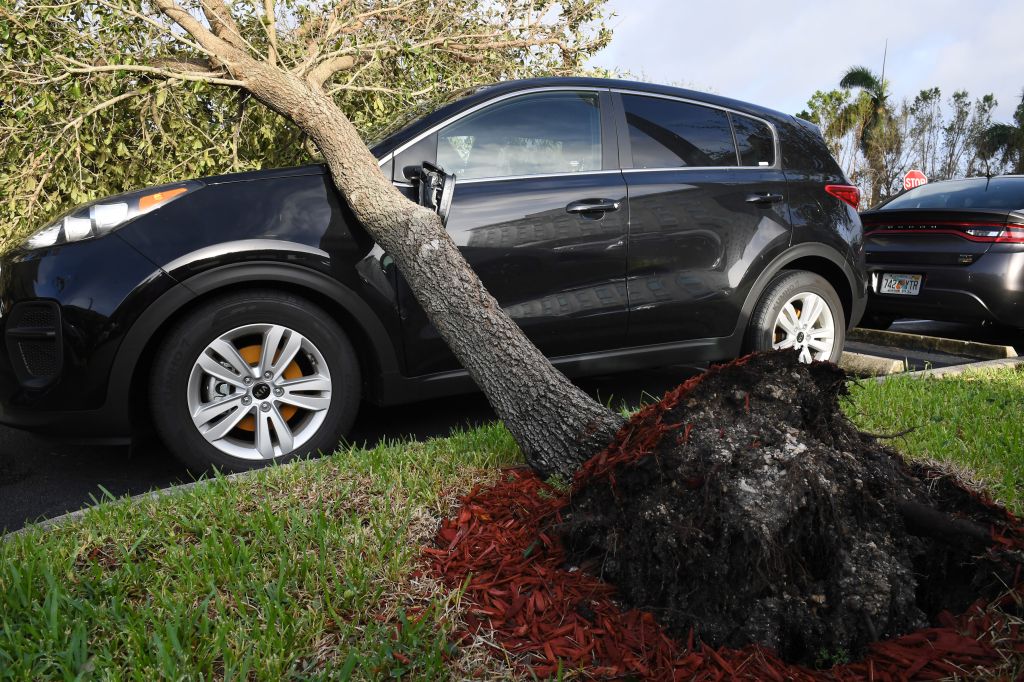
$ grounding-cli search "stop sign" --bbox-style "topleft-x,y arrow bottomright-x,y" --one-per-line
903,169 -> 928,191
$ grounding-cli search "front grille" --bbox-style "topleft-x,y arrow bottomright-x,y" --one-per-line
5,301 -> 62,387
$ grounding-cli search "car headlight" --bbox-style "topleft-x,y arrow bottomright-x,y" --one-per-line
23,181 -> 202,250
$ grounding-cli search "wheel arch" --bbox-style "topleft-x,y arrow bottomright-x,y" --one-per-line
111,263 -> 402,435
737,243 -> 861,333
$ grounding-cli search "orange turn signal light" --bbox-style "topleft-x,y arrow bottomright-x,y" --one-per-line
139,187 -> 188,211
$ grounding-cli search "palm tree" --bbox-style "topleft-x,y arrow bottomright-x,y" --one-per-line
835,66 -> 892,206
978,90 -> 1024,175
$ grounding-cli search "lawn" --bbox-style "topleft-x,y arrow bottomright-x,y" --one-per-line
1,366 -> 1022,680
845,364 -> 1024,514
0,425 -> 521,680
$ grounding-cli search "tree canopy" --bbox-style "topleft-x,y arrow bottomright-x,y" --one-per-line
0,0 -> 611,250
800,73 -> 1001,207
978,91 -> 1024,175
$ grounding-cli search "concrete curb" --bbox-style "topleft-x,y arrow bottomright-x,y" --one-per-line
871,356 -> 1024,383
840,351 -> 906,377
2,471 -> 249,541
849,328 -> 1018,361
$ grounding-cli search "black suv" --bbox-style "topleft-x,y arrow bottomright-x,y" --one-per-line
0,77 -> 866,471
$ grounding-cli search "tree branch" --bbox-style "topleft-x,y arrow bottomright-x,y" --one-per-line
325,0 -> 417,40
198,0 -> 247,53
61,89 -> 146,132
297,0 -> 416,77
153,0 -> 243,64
92,0 -> 210,56
262,0 -> 279,66
59,58 -> 244,88
306,55 -> 357,87
148,57 -> 216,72
328,83 -> 435,97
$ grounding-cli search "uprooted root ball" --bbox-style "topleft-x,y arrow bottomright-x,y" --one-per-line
565,351 -> 1023,665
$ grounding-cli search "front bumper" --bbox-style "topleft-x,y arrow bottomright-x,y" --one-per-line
0,235 -> 174,437
865,248 -> 1024,328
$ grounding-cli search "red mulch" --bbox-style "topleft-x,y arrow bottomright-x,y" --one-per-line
423,356 -> 1024,680
425,468 -> 1024,680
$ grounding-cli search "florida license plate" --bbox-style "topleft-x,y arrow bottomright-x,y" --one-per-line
879,273 -> 922,296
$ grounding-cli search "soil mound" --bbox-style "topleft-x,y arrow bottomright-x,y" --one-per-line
565,352 -> 1023,664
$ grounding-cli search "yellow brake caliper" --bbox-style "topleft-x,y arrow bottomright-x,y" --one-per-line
236,345 -> 302,432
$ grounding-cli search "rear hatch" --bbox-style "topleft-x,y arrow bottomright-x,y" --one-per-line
862,208 -> 1024,267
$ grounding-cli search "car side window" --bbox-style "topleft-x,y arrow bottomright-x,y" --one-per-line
436,92 -> 602,180
622,94 -> 737,169
392,133 -> 438,183
732,114 -> 775,167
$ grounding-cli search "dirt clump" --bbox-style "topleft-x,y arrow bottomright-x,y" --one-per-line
565,351 -> 1022,665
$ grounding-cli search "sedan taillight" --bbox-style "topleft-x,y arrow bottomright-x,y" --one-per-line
825,184 -> 861,209
964,224 -> 1024,243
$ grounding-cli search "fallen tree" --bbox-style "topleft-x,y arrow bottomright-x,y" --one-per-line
28,1 -> 1024,673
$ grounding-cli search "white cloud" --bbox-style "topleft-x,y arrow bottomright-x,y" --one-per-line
588,0 -> 1024,122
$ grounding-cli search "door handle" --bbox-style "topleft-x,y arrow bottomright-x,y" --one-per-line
746,193 -> 784,205
566,198 -> 621,215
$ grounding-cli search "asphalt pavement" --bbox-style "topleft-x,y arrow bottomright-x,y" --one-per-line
0,364 -> 703,533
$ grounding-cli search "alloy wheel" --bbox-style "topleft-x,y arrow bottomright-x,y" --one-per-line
186,323 -> 333,460
771,292 -> 836,363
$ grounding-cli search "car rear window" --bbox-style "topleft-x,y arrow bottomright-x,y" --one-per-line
879,178 -> 1024,211
732,114 -> 775,167
622,95 -> 737,168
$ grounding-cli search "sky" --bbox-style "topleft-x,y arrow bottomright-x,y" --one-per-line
587,0 -> 1024,123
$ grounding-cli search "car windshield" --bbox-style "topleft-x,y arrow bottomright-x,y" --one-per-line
878,177 -> 1024,211
366,87 -> 479,149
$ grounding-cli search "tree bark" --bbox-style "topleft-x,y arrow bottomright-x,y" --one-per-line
154,3 -> 624,478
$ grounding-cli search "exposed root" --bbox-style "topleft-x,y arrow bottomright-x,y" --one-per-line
425,351 -> 1024,678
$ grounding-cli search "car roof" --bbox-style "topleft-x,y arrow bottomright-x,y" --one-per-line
372,76 -> 794,156
470,77 -> 789,118
908,175 -> 1024,184
864,175 -> 1024,212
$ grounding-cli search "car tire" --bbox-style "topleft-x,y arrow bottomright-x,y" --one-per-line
149,290 -> 361,473
746,271 -> 846,364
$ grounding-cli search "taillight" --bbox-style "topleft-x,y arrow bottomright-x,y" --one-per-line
825,184 -> 861,209
863,222 -> 1024,243
965,225 -> 1024,243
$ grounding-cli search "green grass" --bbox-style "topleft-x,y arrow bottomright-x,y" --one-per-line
2,366 -> 1023,680
0,424 -> 520,681
845,365 -> 1024,513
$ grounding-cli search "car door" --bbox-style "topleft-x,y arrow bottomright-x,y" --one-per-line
615,91 -> 792,345
392,89 -> 629,376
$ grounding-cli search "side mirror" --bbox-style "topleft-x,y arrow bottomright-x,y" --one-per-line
410,161 -> 456,227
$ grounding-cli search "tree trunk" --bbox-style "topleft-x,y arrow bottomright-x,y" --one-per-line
159,20 -> 624,478
868,154 -> 885,206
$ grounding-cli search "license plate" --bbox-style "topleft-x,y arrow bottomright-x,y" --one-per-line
879,273 -> 922,296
